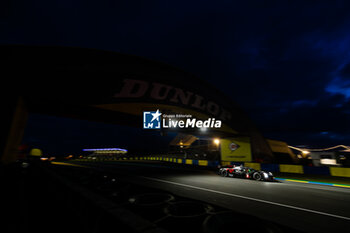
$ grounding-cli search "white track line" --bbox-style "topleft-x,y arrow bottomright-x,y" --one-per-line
141,176 -> 350,221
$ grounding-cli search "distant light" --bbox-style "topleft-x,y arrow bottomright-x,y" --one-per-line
320,159 -> 338,165
21,162 -> 29,168
82,148 -> 128,152
302,151 -> 310,155
213,138 -> 220,145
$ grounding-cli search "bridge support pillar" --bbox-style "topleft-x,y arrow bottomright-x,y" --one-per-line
1,96 -> 28,165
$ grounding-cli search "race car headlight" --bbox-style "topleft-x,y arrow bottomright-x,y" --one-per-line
263,173 -> 269,178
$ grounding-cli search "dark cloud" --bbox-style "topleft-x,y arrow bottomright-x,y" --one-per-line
255,92 -> 350,146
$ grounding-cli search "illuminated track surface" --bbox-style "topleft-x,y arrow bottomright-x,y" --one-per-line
64,161 -> 350,233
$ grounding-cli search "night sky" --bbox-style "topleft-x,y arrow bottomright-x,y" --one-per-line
2,1 -> 350,155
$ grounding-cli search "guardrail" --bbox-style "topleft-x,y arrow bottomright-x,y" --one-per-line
74,157 -> 350,178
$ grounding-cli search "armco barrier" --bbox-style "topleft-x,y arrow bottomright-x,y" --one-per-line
185,159 -> 193,165
244,162 -> 261,171
330,167 -> 350,177
279,164 -> 303,174
208,161 -> 220,167
261,164 -> 279,172
303,166 -> 330,175
220,161 -> 231,166
198,160 -> 209,166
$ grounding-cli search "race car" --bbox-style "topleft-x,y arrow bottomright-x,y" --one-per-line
218,165 -> 274,181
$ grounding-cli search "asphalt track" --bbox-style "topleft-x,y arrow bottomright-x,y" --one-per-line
64,161 -> 350,233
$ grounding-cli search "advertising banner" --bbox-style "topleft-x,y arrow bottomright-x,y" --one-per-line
220,137 -> 252,162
